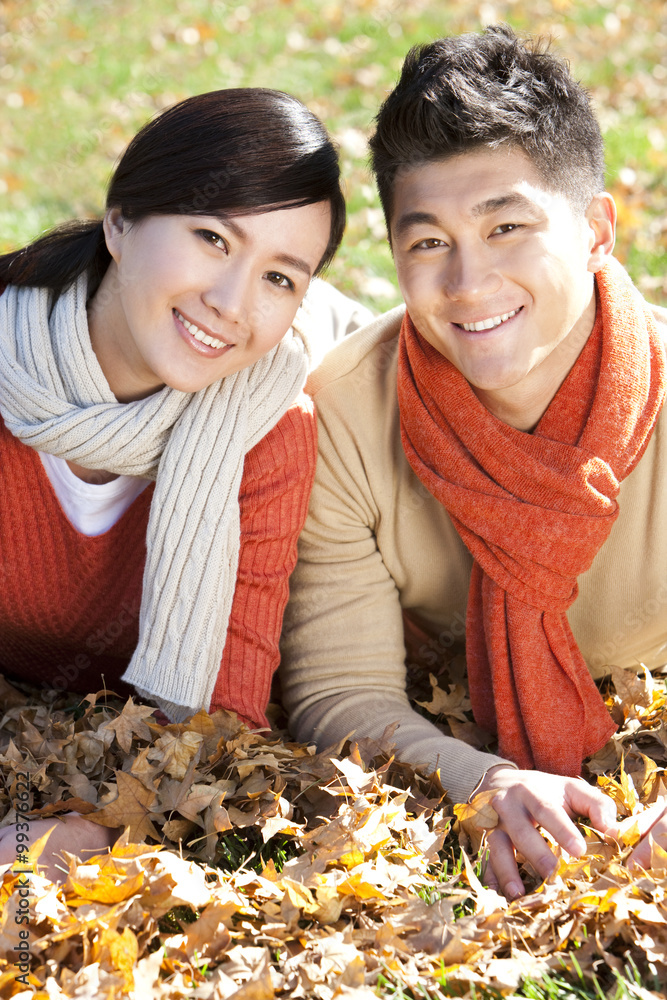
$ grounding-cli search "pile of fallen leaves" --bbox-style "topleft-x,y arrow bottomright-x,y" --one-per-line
0,666 -> 667,998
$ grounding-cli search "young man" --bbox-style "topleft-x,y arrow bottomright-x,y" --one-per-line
280,25 -> 667,899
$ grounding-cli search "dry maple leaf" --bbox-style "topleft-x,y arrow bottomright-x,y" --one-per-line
97,696 -> 156,753
149,730 -> 204,780
610,663 -> 655,717
454,789 -> 499,856
87,770 -> 161,842
416,674 -> 471,721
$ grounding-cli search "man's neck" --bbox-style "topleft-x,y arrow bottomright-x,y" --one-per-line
473,294 -> 598,432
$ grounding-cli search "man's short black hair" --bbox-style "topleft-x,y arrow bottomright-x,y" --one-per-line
369,24 -> 605,225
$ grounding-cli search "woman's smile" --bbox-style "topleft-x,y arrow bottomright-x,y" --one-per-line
173,308 -> 235,355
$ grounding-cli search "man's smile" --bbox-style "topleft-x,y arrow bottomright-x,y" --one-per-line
455,307 -> 523,332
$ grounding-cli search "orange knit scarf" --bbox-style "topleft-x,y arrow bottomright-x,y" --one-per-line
397,259 -> 666,775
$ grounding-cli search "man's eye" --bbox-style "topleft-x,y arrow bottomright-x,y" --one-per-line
412,238 -> 445,250
197,229 -> 227,250
266,271 -> 295,291
493,223 -> 521,235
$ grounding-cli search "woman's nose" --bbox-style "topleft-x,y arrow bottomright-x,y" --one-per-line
202,265 -> 250,323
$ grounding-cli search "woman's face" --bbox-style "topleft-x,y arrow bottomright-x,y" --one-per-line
89,202 -> 332,401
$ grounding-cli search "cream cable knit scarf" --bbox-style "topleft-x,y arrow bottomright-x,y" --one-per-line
0,275 -> 308,720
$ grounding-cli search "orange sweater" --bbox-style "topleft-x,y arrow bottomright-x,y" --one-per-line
0,396 -> 316,726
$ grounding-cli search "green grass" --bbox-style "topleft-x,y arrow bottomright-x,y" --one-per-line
0,0 -> 665,309
213,828 -> 301,874
376,951 -> 662,1000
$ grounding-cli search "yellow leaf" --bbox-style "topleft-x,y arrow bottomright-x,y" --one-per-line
454,790 -> 499,831
338,848 -> 365,869
91,925 -> 138,991
66,866 -> 144,905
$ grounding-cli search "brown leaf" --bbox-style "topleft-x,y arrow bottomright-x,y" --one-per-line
150,730 -> 204,780
164,900 -> 234,960
31,797 -> 96,816
97,696 -> 155,753
185,708 -> 243,758
416,675 -> 471,721
87,770 -> 160,842
610,663 -> 654,714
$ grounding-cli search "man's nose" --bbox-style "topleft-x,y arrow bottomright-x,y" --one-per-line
442,245 -> 501,301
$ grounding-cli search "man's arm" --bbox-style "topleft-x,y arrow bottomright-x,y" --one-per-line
280,342 -> 617,894
279,393 -> 512,805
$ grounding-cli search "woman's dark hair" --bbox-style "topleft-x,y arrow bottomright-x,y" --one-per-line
370,24 -> 605,226
0,88 -> 346,298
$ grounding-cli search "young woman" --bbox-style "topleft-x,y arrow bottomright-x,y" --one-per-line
0,88 -> 346,872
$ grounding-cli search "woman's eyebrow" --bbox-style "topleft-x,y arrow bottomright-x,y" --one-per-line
272,253 -> 313,278
209,215 -> 313,278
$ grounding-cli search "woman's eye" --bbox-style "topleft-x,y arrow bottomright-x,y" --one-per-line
197,229 -> 227,250
265,271 -> 295,291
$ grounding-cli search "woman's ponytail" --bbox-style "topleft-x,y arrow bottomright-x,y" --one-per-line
0,220 -> 109,299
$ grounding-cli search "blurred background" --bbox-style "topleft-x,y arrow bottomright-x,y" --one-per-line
0,0 -> 665,310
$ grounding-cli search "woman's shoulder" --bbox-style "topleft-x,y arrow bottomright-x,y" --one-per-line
242,393 -> 316,485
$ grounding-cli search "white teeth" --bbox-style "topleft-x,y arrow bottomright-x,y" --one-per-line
175,310 -> 228,350
460,308 -> 520,332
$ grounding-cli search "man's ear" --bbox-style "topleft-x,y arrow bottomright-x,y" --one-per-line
586,192 -> 616,273
102,207 -> 127,264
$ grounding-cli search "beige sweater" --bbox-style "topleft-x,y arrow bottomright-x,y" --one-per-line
280,305 -> 667,803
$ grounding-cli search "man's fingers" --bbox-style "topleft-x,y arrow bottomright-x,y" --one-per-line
565,780 -> 617,832
628,817 -> 667,872
474,771 -> 621,896
608,800 -> 667,871
607,797 -> 667,845
486,828 -> 525,900
494,792 -> 584,868
524,798 -> 587,857
628,838 -> 653,872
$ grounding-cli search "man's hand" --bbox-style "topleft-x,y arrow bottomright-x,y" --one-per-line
0,813 -> 118,882
475,765 -> 617,900
607,796 -> 667,871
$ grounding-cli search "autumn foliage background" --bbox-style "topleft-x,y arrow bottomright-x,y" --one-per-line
1,1 -> 667,998
0,0 -> 666,309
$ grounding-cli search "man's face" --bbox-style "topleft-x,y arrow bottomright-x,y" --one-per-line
390,147 -> 614,417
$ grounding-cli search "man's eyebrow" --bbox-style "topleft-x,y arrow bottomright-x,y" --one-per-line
470,193 -> 544,217
207,215 -> 313,278
393,195 -> 544,238
392,211 -> 440,240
